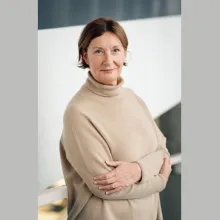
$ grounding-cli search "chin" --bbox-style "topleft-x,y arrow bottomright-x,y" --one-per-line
102,73 -> 119,85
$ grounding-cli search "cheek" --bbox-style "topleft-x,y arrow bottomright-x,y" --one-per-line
89,57 -> 102,70
115,55 -> 125,66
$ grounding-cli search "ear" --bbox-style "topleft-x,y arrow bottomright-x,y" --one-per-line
82,51 -> 89,65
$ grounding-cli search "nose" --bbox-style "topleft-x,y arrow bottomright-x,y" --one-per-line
103,51 -> 113,65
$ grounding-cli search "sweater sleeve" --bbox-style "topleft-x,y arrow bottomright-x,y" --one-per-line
134,94 -> 170,184
62,106 -> 166,200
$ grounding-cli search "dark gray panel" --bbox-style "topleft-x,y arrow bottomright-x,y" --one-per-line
159,103 -> 181,155
38,0 -> 181,30
157,104 -> 181,219
160,173 -> 181,220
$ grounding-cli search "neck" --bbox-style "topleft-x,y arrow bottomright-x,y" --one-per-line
84,71 -> 124,97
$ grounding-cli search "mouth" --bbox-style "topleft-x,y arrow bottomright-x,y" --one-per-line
100,68 -> 116,72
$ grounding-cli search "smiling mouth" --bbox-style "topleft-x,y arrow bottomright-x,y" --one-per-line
101,69 -> 115,71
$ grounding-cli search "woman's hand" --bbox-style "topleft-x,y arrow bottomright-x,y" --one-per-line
93,161 -> 142,195
159,157 -> 172,182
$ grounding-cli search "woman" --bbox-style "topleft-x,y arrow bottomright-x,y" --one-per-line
60,17 -> 171,220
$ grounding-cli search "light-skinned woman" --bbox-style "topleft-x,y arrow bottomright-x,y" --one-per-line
60,17 -> 171,220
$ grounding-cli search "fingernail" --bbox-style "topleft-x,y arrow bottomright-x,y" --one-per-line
94,177 -> 96,180
94,181 -> 97,184
105,192 -> 109,194
98,186 -> 102,189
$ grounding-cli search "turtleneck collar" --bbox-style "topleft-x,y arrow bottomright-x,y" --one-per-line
84,71 -> 124,97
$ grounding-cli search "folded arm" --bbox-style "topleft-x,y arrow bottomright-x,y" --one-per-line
62,106 -> 166,200
134,94 -> 170,183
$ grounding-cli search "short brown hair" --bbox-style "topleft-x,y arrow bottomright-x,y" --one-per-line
78,17 -> 128,69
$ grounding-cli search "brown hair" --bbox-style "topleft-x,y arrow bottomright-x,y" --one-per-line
78,17 -> 128,69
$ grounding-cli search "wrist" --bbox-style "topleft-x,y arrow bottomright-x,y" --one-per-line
133,162 -> 142,183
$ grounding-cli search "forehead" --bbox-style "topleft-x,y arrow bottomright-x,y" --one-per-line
89,32 -> 123,48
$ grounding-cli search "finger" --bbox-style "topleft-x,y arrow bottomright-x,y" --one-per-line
98,182 -> 122,191
94,177 -> 117,186
162,158 -> 166,166
164,157 -> 169,164
168,158 -> 171,165
105,187 -> 124,195
94,169 -> 116,181
105,160 -> 124,167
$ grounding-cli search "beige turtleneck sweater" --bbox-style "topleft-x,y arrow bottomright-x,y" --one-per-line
59,73 -> 170,220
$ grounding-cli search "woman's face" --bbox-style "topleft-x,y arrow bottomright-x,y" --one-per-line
83,32 -> 126,86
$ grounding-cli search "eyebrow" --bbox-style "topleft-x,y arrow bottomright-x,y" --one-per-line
90,45 -> 122,49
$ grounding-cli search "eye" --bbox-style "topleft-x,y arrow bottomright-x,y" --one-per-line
94,49 -> 103,55
113,48 -> 120,53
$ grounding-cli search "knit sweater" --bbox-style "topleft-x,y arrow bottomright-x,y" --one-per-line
59,72 -> 170,220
